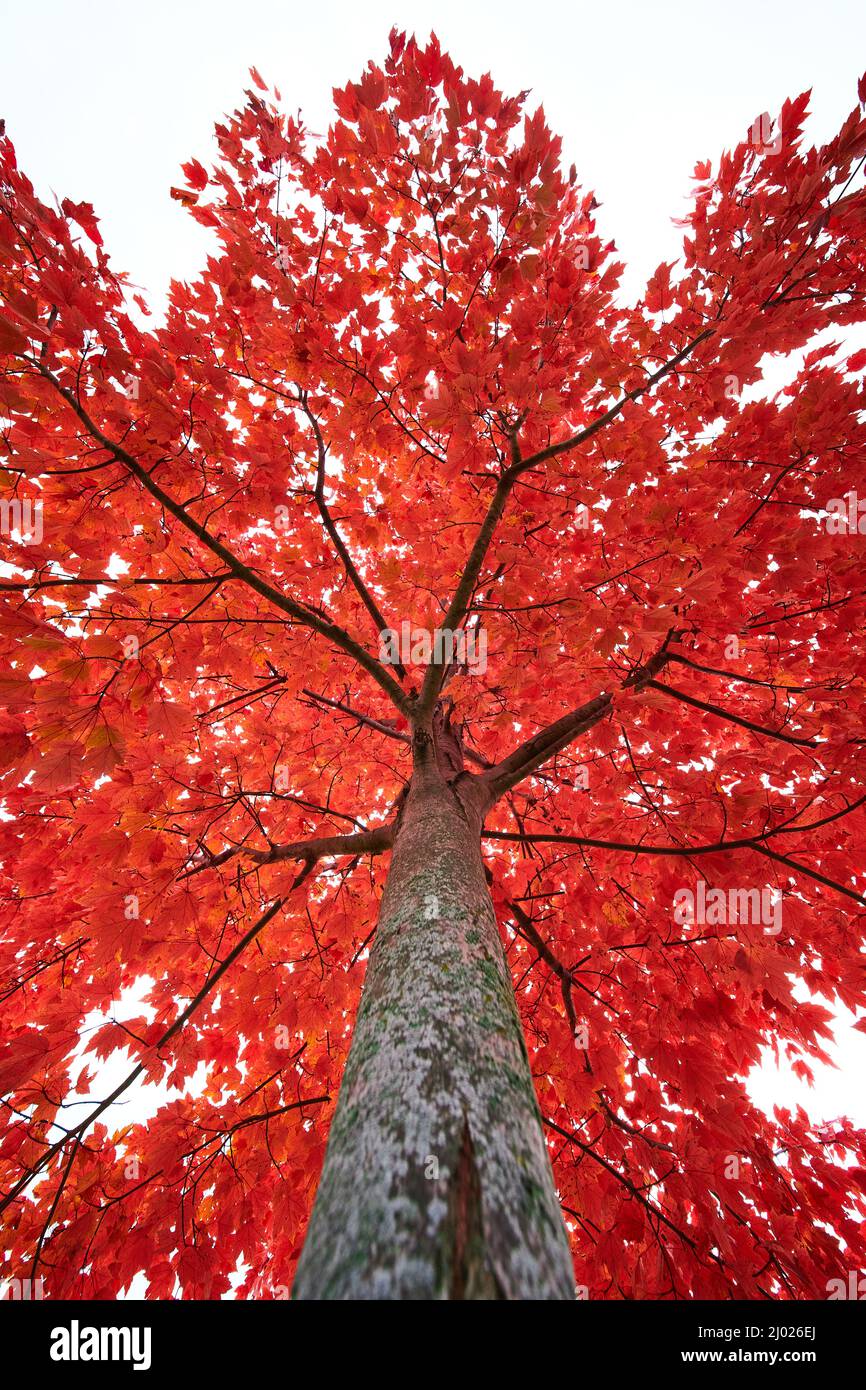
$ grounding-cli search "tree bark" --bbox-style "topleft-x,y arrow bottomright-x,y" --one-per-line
292,721 -> 574,1300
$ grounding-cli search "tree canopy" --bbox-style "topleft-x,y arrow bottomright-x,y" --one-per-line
1,31 -> 865,1299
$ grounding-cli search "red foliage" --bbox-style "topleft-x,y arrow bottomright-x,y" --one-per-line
1,31 -> 865,1299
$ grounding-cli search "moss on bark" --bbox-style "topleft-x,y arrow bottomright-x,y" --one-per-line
292,747 -> 574,1300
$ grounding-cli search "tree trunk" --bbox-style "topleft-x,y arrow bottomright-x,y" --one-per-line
292,721 -> 574,1300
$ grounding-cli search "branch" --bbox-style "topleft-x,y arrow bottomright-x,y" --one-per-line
0,570 -> 233,591
750,844 -> 866,907
0,896 -> 288,1218
415,325 -> 715,718
543,1116 -> 699,1252
483,806 -> 866,909
518,327 -> 716,473
508,897 -> 578,1033
479,648 -> 672,808
485,789 -> 866,859
299,392 -> 407,678
665,650 -> 829,695
301,688 -> 411,746
181,823 -> 395,879
26,359 -> 411,715
416,466 -> 515,717
646,680 -> 818,749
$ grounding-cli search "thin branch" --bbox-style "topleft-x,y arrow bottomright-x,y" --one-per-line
480,648 -> 672,808
299,392 -> 407,678
0,896 -> 287,1218
24,359 -> 410,714
646,679 -> 818,749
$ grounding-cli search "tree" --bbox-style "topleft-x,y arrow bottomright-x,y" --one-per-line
1,30 -> 865,1302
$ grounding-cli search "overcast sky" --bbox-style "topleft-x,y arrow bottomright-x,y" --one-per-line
2,0 -> 865,1133
3,0 -> 866,307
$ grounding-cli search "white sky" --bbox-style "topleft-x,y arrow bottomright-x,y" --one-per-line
2,0 -> 865,1142
3,0 -> 865,307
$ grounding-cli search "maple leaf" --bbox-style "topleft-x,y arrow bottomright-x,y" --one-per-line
0,714 -> 30,768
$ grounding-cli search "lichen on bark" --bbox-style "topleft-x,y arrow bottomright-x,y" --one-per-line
292,717 -> 574,1300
